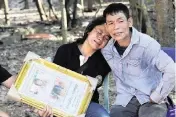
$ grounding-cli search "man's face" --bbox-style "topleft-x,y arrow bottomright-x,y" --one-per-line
105,12 -> 132,42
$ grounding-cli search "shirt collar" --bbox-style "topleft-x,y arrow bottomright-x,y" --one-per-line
130,27 -> 140,45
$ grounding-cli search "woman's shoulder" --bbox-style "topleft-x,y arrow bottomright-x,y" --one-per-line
93,50 -> 105,59
93,50 -> 110,68
55,42 -> 79,54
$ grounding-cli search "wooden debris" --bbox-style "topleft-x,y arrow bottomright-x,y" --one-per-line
22,33 -> 58,40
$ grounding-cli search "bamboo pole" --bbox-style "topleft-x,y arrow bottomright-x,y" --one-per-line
35,0 -> 47,21
80,0 -> 84,10
61,0 -> 68,43
3,0 -> 10,25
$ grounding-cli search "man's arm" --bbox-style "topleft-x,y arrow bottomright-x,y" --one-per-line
144,40 -> 175,103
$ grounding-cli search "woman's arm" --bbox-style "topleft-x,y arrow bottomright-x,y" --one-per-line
2,75 -> 16,88
53,44 -> 69,67
0,111 -> 9,117
0,65 -> 16,88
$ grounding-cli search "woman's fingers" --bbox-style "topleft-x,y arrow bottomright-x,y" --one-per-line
45,106 -> 53,117
35,105 -> 53,117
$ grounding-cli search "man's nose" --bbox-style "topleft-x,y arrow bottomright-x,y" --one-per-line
114,22 -> 119,30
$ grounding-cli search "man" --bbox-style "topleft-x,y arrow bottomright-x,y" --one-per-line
101,3 -> 175,117
0,65 -> 16,117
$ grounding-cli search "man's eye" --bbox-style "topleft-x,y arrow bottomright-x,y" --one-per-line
108,22 -> 113,25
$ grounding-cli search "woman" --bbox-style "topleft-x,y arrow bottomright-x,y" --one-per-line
38,16 -> 111,117
0,65 -> 16,117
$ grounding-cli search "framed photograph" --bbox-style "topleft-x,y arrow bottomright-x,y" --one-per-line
9,55 -> 95,117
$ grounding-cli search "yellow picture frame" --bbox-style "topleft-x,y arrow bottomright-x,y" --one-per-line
9,57 -> 95,117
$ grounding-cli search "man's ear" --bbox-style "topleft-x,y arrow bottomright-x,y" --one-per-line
128,17 -> 133,27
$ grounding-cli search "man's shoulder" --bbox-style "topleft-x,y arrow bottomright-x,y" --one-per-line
138,32 -> 160,48
102,39 -> 114,51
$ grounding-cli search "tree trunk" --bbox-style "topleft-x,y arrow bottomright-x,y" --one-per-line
47,0 -> 58,20
80,0 -> 84,10
0,0 -> 4,9
34,0 -> 47,21
142,3 -> 154,36
65,0 -> 72,28
129,0 -> 154,36
87,0 -> 93,11
3,0 -> 10,25
61,0 -> 68,43
71,0 -> 78,28
129,0 -> 143,32
24,0 -> 29,9
155,0 -> 175,46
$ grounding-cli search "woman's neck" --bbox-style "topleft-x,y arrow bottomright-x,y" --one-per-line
79,42 -> 95,57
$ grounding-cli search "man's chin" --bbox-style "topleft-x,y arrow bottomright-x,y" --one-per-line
114,38 -> 123,42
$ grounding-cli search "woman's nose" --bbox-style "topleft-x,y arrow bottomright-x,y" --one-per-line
97,34 -> 104,41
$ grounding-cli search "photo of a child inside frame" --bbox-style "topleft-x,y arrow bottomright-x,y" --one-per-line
50,78 -> 66,102
30,78 -> 48,94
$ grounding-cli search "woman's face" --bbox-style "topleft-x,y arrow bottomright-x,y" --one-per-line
86,24 -> 110,50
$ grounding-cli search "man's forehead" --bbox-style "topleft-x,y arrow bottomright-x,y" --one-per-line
106,12 -> 126,21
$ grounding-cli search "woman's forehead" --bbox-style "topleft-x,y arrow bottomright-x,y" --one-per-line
96,25 -> 109,34
95,24 -> 107,31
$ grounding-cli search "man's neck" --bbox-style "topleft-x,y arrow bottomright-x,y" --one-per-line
117,38 -> 130,47
117,32 -> 131,47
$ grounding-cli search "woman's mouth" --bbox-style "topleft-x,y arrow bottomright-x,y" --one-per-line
94,40 -> 101,46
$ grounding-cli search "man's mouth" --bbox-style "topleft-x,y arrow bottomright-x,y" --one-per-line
114,32 -> 122,36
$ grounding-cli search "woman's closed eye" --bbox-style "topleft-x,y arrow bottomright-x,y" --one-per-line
104,35 -> 110,41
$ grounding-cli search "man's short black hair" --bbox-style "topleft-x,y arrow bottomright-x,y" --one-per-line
103,3 -> 130,19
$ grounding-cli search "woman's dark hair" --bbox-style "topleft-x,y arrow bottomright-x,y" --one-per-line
76,16 -> 106,44
103,3 -> 130,19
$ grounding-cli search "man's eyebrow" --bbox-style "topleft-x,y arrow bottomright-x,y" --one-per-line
106,20 -> 113,23
117,17 -> 124,20
106,17 -> 124,23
